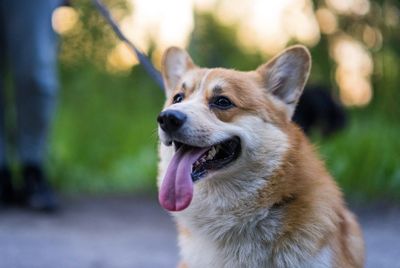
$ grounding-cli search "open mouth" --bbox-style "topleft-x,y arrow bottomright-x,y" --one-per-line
174,137 -> 241,182
159,136 -> 241,212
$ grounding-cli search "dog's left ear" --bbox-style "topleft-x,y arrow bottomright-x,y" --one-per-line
161,47 -> 196,98
257,45 -> 311,119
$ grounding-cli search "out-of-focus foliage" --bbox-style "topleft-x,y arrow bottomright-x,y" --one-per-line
58,0 -> 130,66
311,0 -> 400,116
188,13 -> 263,70
51,0 -> 400,200
51,65 -> 164,193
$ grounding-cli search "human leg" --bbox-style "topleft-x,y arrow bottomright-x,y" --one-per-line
4,0 -> 61,210
0,4 -> 15,204
0,70 -> 15,204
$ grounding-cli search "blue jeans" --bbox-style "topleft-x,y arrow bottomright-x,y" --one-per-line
0,0 -> 60,166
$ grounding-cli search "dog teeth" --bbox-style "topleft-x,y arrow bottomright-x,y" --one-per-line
194,146 -> 220,170
206,146 -> 217,160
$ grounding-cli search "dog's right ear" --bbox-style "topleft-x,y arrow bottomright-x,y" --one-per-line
161,47 -> 195,97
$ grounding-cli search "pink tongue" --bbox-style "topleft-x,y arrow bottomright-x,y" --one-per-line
159,146 -> 208,211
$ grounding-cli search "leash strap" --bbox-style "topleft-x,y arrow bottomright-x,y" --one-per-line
93,0 -> 165,91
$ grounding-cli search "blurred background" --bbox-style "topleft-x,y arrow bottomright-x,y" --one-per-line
48,0 -> 399,201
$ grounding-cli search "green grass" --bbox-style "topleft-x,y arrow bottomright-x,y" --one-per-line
49,66 -> 164,193
49,65 -> 400,201
316,112 -> 400,201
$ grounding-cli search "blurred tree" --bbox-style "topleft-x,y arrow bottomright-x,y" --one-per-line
58,0 -> 130,67
311,0 -> 400,116
188,13 -> 263,70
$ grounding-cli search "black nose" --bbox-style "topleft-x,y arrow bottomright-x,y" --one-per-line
157,110 -> 187,133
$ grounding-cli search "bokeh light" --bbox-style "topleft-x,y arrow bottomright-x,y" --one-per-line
121,0 -> 194,52
331,35 -> 373,106
208,0 -> 320,55
93,0 -> 322,69
52,6 -> 79,35
52,0 -> 386,107
106,42 -> 139,73
316,8 -> 338,34
326,0 -> 370,16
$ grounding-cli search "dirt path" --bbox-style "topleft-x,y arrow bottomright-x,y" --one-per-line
0,196 -> 399,268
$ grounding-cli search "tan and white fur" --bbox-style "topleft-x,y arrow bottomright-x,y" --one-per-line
157,46 -> 364,268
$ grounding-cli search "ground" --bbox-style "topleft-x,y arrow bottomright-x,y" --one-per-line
0,195 -> 399,268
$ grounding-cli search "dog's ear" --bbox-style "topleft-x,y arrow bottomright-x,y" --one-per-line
257,45 -> 311,119
161,47 -> 195,97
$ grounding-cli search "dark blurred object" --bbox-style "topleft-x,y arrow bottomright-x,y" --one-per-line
0,166 -> 15,204
0,0 -> 61,211
61,0 -> 72,7
293,85 -> 347,137
22,164 -> 58,212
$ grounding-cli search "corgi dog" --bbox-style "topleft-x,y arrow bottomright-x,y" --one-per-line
156,46 -> 364,268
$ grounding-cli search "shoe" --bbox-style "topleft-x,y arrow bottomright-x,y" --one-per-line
0,166 -> 15,205
22,164 -> 59,212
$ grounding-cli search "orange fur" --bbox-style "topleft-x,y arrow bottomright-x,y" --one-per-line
158,46 -> 364,268
257,124 -> 364,267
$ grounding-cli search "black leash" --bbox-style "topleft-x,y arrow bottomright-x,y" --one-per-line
93,0 -> 165,91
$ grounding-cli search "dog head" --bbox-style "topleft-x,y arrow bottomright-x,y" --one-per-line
157,46 -> 311,212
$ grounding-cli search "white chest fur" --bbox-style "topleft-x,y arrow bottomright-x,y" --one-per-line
174,180 -> 333,268
178,225 -> 332,268
174,179 -> 284,268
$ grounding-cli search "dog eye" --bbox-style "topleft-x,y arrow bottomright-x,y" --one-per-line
173,93 -> 184,104
211,96 -> 234,109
